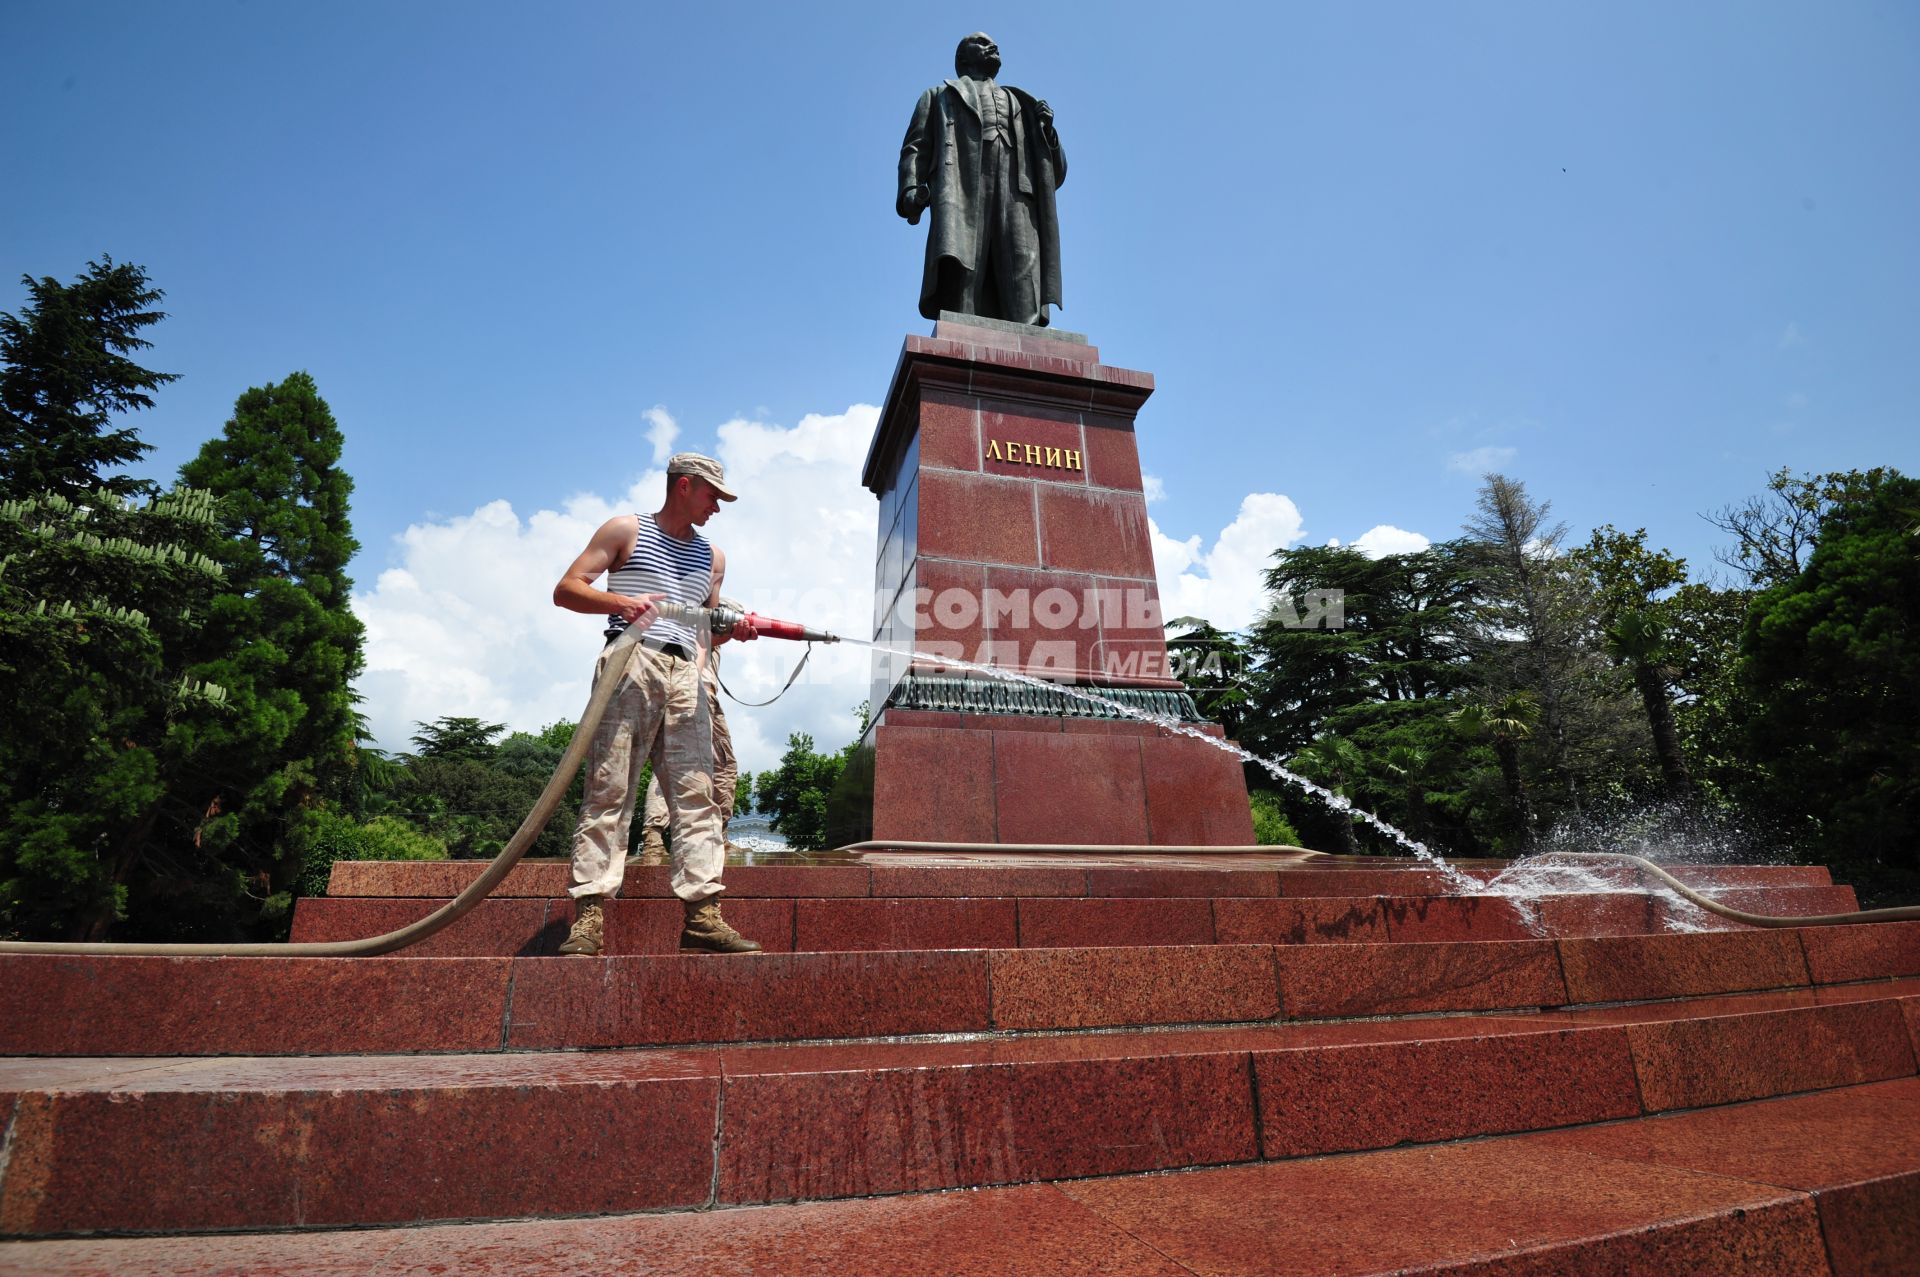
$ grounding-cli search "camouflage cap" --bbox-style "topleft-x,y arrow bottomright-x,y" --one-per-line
666,452 -> 737,501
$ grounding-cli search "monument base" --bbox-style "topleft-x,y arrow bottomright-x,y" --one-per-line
857,315 -> 1254,846
871,709 -> 1255,845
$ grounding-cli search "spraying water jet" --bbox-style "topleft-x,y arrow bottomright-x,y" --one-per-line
848,640 -> 1920,929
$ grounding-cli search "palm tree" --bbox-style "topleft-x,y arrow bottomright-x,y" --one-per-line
1602,609 -> 1693,802
1450,693 -> 1540,850
1380,744 -> 1434,846
1291,735 -> 1368,855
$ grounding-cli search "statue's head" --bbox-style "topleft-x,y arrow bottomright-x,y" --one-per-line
955,32 -> 1001,79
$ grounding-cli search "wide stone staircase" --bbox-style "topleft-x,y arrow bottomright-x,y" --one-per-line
1,854 -> 1916,1275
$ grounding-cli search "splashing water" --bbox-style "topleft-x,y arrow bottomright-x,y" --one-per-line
850,642 -> 1794,935
851,643 -> 1796,935
1476,854 -> 1716,935
1474,801 -> 1784,934
857,640 -> 1484,896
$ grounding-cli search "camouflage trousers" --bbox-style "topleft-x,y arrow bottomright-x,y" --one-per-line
643,665 -> 736,831
568,643 -> 724,904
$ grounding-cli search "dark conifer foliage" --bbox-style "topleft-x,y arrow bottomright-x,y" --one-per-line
145,374 -> 368,936
0,258 -> 177,503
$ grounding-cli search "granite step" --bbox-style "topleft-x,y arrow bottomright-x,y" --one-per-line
8,925 -> 1917,1057
1,994 -> 1914,1238
11,1077 -> 1912,1275
286,883 -> 1865,956
322,857 -> 1836,899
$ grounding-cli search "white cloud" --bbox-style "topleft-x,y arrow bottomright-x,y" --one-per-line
1352,524 -> 1431,558
1777,322 -> 1805,350
1150,492 -> 1307,631
353,405 -> 881,775
642,405 -> 680,465
354,424 -> 1433,772
1447,445 -> 1517,474
1141,473 -> 1166,504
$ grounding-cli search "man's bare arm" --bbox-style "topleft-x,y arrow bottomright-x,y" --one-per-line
554,514 -> 660,629
708,546 -> 757,643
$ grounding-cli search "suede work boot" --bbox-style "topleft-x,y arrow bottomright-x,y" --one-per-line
557,895 -> 605,956
638,828 -> 668,868
680,900 -> 762,954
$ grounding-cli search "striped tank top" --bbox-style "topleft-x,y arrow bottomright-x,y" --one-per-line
605,514 -> 714,649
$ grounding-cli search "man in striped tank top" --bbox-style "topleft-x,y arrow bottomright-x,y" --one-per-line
550,452 -> 762,955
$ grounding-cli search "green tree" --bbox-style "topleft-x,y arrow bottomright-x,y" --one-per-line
1247,791 -> 1302,846
1379,743 -> 1436,845
412,716 -> 508,761
1165,616 -> 1254,740
1449,693 -> 1541,851
1,259 -> 178,503
1741,473 -> 1920,903
1243,543 -> 1486,853
492,721 -> 584,856
382,719 -> 586,861
759,732 -> 851,850
296,811 -> 448,898
146,372 -> 367,934
1245,542 -> 1477,758
1659,580 -> 1757,806
1705,466 -> 1895,589
0,487 -> 230,937
1576,526 -> 1694,802
1462,475 -> 1646,820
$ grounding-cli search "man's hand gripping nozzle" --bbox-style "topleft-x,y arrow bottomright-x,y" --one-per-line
649,600 -> 842,644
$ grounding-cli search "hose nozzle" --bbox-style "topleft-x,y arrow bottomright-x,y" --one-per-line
652,601 -> 840,644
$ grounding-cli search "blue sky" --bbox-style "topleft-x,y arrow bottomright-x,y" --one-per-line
5,1 -> 1917,770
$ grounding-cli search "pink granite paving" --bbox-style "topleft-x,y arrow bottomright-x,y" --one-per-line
1056,1138 -> 1829,1275
0,1054 -> 721,1234
1556,929 -> 1812,1002
0,955 -> 511,1056
714,1048 -> 1256,1202
988,944 -> 1279,1029
503,950 -> 992,1047
1526,1077 -> 1920,1276
0,1184 -> 1193,1276
1252,1023 -> 1643,1157
1274,939 -> 1568,1017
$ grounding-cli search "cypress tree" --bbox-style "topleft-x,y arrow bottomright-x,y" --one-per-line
155,373 -> 366,934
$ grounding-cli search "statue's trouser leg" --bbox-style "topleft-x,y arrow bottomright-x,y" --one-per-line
975,141 -> 1040,325
965,143 -> 1012,318
998,190 -> 1042,325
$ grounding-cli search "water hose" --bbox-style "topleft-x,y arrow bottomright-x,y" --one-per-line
830,840 -> 1920,926
1548,851 -> 1920,926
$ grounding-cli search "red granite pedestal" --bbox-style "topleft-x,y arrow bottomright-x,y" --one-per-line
860,316 -> 1253,845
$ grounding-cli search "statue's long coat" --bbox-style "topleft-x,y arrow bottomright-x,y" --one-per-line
899,78 -> 1067,322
